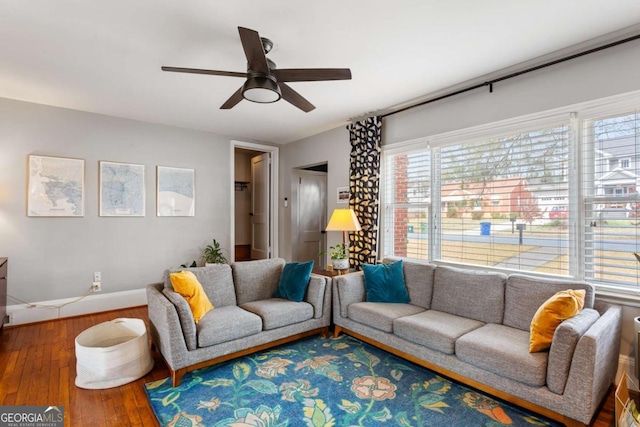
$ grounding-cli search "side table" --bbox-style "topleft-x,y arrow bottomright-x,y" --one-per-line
312,268 -> 350,277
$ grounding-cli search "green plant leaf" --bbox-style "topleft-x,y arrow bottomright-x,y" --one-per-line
391,369 -> 403,381
161,391 -> 180,406
244,379 -> 279,394
145,378 -> 169,390
371,407 -> 392,421
202,378 -> 235,388
233,362 -> 251,381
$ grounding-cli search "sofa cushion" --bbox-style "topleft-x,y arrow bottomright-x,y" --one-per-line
348,302 -> 425,333
503,274 -> 595,331
530,289 -> 586,353
547,308 -> 600,394
431,266 -> 506,324
336,273 -> 366,318
164,264 -> 237,308
394,310 -> 485,354
384,258 -> 436,309
456,324 -> 548,387
168,271 -> 214,323
162,288 -> 197,351
240,298 -> 314,330
273,261 -> 314,302
362,260 -> 410,303
233,258 -> 286,305
197,306 -> 262,347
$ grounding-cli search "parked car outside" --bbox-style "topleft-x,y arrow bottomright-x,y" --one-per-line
549,205 -> 567,219
627,203 -> 640,219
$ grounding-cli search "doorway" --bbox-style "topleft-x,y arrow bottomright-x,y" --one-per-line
292,164 -> 328,268
231,141 -> 279,262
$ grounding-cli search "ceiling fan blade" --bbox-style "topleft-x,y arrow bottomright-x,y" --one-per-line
238,27 -> 269,74
162,66 -> 246,78
279,83 -> 315,112
273,68 -> 352,82
220,87 -> 244,109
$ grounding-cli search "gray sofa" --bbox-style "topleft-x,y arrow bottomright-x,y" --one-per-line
332,258 -> 621,427
147,258 -> 331,386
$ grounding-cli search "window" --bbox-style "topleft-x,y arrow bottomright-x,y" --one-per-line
382,147 -> 430,260
582,110 -> 640,291
381,95 -> 640,294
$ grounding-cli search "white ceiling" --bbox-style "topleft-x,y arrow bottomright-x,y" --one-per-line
1,1 -> 639,144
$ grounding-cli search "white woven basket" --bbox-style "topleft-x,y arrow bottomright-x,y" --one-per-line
75,318 -> 154,389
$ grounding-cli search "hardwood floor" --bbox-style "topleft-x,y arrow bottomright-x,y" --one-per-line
0,307 -> 616,426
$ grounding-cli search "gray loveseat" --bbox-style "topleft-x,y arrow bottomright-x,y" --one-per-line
332,258 -> 621,426
147,258 -> 331,386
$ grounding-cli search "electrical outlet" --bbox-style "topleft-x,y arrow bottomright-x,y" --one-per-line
92,282 -> 101,292
93,272 -> 101,282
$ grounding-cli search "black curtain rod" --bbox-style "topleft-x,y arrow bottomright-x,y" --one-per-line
381,33 -> 640,119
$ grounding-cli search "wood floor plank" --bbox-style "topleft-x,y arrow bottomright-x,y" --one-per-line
0,306 -> 616,426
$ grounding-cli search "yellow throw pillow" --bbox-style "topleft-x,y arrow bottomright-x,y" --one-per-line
529,289 -> 585,353
169,271 -> 214,324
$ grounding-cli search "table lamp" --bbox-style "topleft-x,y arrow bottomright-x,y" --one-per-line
326,208 -> 362,247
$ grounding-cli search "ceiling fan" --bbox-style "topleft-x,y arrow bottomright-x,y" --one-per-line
161,26 -> 352,112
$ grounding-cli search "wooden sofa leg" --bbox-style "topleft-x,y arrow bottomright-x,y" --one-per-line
171,368 -> 187,387
320,327 -> 330,338
333,325 -> 343,338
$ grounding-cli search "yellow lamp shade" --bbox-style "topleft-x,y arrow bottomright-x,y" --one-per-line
326,209 -> 362,232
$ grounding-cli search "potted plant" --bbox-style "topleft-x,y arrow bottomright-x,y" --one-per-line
320,243 -> 349,270
203,239 -> 228,265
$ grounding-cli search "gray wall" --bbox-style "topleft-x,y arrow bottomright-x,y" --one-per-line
384,38 -> 640,145
0,98 -> 233,302
279,126 -> 350,263
280,37 -> 640,359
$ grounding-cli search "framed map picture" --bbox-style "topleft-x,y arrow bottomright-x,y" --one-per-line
27,154 -> 85,217
99,161 -> 145,217
156,166 -> 195,217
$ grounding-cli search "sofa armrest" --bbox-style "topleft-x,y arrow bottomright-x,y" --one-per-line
306,274 -> 328,319
547,308 -> 600,394
146,283 -> 190,370
334,272 -> 365,318
561,303 -> 622,424
162,288 -> 197,350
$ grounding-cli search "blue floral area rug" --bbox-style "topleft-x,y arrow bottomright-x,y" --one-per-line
144,335 -> 560,426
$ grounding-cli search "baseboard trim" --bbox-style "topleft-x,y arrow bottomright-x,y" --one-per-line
618,354 -> 636,384
5,288 -> 147,326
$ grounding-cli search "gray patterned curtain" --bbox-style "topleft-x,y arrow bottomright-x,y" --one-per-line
347,116 -> 382,269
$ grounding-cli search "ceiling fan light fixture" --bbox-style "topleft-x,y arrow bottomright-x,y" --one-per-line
242,75 -> 281,103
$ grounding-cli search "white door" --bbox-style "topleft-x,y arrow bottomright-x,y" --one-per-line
251,153 -> 270,259
295,170 -> 327,267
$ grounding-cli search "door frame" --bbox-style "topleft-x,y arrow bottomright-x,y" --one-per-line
230,140 -> 279,262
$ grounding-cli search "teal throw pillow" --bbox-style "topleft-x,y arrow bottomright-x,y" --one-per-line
274,261 -> 314,302
362,260 -> 410,303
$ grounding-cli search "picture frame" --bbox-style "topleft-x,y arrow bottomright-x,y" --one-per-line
99,161 -> 145,217
157,166 -> 195,217
27,154 -> 85,217
337,186 -> 349,204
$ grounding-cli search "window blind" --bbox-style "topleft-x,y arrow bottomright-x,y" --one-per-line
582,110 -> 640,290
380,93 -> 640,294
382,147 -> 431,260
436,124 -> 571,273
